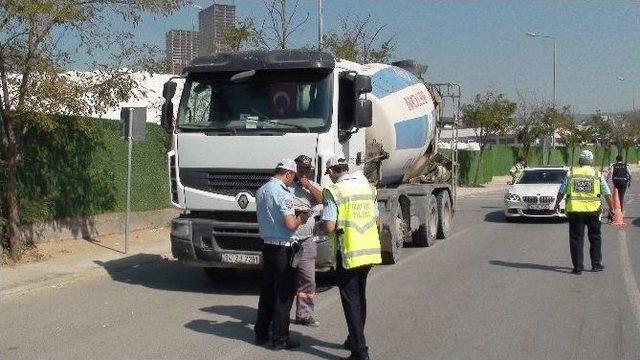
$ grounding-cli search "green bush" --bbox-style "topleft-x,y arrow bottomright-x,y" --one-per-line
1,116 -> 169,227
454,145 -> 640,186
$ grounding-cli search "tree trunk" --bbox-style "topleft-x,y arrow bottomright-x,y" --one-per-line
1,113 -> 21,261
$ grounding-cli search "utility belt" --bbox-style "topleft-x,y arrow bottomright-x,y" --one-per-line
265,239 -> 304,268
613,177 -> 629,182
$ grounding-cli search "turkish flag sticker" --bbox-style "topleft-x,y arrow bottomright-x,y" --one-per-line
268,83 -> 297,116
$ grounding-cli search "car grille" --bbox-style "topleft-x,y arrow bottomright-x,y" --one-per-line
522,195 -> 555,204
539,196 -> 555,204
523,209 -> 556,216
180,168 -> 273,196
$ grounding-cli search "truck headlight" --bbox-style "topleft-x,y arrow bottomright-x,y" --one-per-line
505,193 -> 521,202
171,220 -> 191,239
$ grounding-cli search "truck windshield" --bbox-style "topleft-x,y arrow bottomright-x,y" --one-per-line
177,69 -> 332,133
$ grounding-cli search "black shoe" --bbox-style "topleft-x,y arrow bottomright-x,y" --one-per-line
295,316 -> 320,327
339,354 -> 370,360
343,338 -> 351,351
571,268 -> 582,275
592,264 -> 604,272
272,338 -> 301,350
255,335 -> 269,346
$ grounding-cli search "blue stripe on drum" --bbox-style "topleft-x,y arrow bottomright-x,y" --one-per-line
394,114 -> 432,149
371,66 -> 421,99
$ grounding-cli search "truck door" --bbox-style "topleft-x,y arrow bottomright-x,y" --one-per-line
337,73 -> 366,172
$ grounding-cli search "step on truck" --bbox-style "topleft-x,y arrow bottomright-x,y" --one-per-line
160,50 -> 456,280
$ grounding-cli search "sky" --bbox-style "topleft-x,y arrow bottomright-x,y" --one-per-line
124,0 -> 640,114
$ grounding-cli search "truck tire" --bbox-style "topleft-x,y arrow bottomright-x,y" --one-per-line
412,194 -> 438,247
382,201 -> 409,264
436,191 -> 452,239
203,267 -> 235,282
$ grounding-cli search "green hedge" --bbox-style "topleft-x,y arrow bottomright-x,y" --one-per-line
453,145 -> 640,186
1,116 -> 169,227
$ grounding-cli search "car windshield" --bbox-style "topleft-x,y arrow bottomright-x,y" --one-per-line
176,68 -> 332,133
517,169 -> 567,184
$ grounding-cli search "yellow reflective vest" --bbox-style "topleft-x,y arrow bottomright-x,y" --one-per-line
565,166 -> 602,213
324,177 -> 382,269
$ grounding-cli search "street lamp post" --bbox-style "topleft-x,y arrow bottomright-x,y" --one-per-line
526,31 -> 557,164
617,76 -> 636,112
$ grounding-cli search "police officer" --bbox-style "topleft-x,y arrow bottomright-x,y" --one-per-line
291,155 -> 323,327
554,150 -> 614,275
255,159 -> 309,350
510,156 -> 526,184
321,156 -> 381,360
608,155 -> 632,212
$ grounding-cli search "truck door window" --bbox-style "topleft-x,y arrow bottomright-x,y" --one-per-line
338,75 -> 355,132
186,83 -> 212,124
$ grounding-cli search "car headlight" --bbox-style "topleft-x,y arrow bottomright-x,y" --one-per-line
505,193 -> 521,202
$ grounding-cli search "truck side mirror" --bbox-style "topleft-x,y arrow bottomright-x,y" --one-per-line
161,81 -> 177,130
354,99 -> 372,128
354,75 -> 372,94
163,81 -> 177,99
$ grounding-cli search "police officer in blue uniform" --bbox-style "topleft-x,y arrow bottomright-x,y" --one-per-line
255,159 -> 310,350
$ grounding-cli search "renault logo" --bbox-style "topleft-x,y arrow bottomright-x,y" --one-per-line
237,194 -> 249,209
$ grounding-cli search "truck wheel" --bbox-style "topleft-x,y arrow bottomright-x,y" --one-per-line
203,267 -> 235,282
412,195 -> 438,247
436,191 -> 452,239
382,203 -> 409,264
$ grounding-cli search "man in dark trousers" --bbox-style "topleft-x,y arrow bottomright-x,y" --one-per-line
321,156 -> 382,360
554,150 -> 614,275
608,155 -> 632,212
255,159 -> 310,350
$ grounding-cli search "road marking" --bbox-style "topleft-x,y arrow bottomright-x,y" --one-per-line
618,229 -> 640,333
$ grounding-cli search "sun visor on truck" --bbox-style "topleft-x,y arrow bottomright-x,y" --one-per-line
183,50 -> 336,74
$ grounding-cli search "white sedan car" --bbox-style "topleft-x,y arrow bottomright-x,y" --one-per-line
504,166 -> 569,220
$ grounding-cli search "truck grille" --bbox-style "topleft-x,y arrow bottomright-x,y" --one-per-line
180,168 -> 273,196
216,236 -> 264,252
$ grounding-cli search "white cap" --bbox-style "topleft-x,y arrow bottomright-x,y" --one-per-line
579,150 -> 594,164
325,155 -> 348,174
275,158 -> 297,173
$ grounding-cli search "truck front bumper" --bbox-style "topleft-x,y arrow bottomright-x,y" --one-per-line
170,217 -> 263,269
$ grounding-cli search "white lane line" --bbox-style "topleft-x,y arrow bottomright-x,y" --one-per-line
618,229 -> 640,333
219,227 -> 473,360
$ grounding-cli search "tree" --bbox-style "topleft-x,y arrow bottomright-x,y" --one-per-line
323,14 -> 396,63
0,0 -> 186,260
556,118 -> 589,165
584,112 -> 612,170
513,93 -> 546,161
254,0 -> 309,50
461,90 -> 516,185
218,17 -> 258,52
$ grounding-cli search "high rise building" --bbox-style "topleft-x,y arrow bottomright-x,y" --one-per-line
198,2 -> 236,55
166,29 -> 200,75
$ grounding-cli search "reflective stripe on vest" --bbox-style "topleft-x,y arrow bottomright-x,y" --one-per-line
324,178 -> 382,269
565,166 -> 601,213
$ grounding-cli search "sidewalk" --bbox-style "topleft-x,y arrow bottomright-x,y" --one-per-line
1,227 -> 171,297
1,176 -> 511,298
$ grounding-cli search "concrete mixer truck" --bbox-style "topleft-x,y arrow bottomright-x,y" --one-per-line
160,50 -> 455,280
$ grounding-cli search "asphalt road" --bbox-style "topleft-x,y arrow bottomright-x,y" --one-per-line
3,188 -> 640,360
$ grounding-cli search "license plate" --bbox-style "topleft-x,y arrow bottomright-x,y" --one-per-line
529,204 -> 547,210
221,253 -> 260,265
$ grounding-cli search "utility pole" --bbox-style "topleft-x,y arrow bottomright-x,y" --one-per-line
317,0 -> 323,50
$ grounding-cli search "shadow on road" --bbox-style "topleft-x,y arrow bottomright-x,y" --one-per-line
95,254 -> 261,295
632,217 -> 640,227
185,305 -> 343,359
484,211 -> 566,224
489,260 -> 573,274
